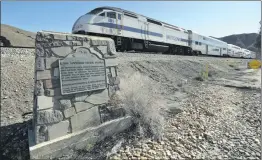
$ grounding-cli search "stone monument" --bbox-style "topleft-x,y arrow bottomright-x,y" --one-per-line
28,31 -> 132,159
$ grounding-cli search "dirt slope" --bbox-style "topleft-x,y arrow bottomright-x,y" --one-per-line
1,24 -> 36,47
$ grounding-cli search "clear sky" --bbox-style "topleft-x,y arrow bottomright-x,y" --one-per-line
2,1 -> 260,38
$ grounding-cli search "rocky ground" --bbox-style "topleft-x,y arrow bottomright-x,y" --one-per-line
0,47 -> 261,160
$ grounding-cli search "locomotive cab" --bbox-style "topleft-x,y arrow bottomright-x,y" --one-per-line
72,8 -> 123,36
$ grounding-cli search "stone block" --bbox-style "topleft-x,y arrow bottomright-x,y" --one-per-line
114,77 -> 120,85
63,107 -> 76,118
81,40 -> 91,48
59,99 -> 72,110
74,102 -> 94,113
36,32 -> 54,42
50,46 -> 73,58
45,88 -> 61,97
36,57 -> 45,71
108,76 -> 120,86
53,34 -> 67,40
35,43 -> 45,56
106,68 -> 110,76
45,57 -> 59,69
35,81 -> 44,96
111,67 -> 117,77
105,58 -> 118,67
64,41 -> 82,46
108,85 -> 116,97
107,40 -> 116,55
37,109 -> 63,125
91,39 -> 108,46
70,107 -> 101,132
47,120 -> 70,140
108,76 -> 114,86
43,79 -> 60,89
37,96 -> 53,110
66,35 -> 85,41
85,89 -> 109,105
36,126 -> 48,144
36,70 -> 52,80
74,92 -> 89,102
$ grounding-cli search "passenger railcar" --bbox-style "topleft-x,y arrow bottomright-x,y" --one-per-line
188,30 -> 228,56
250,51 -> 257,59
227,44 -> 243,58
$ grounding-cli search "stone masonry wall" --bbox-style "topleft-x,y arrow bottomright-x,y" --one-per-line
32,31 -> 122,146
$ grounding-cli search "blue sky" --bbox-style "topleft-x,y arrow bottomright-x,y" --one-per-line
2,1 -> 260,37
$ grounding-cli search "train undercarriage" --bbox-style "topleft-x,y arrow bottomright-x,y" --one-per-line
75,31 -> 194,56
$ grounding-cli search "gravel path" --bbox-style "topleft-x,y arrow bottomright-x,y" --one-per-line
0,47 -> 260,160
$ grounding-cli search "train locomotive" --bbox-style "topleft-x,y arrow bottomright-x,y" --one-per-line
72,6 -> 256,58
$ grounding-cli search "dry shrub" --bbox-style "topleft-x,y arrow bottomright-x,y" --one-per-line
115,72 -> 167,140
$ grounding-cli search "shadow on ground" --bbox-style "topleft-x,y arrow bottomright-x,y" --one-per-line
0,120 -> 31,160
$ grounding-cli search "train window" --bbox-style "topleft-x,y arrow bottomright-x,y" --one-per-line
107,12 -> 116,19
223,48 -> 226,50
199,42 -> 202,45
195,41 -> 199,45
99,12 -> 105,17
118,14 -> 121,20
124,13 -> 137,19
164,25 -> 180,31
147,19 -> 162,26
88,8 -> 103,15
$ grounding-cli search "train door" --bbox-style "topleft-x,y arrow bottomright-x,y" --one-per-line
206,45 -> 208,55
220,48 -> 222,56
116,13 -> 123,36
144,22 -> 149,40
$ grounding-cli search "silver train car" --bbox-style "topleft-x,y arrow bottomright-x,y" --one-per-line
72,6 -> 256,58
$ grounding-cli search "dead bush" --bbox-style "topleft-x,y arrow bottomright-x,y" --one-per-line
114,72 -> 167,140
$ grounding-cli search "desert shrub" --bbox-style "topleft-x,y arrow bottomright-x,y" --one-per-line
195,64 -> 209,81
114,72 -> 167,140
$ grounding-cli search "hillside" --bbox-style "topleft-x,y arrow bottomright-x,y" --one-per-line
215,33 -> 259,52
1,24 -> 36,47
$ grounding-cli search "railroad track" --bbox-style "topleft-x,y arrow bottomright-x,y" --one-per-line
0,46 -> 252,60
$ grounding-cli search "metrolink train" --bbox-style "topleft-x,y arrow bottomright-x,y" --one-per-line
72,6 -> 257,59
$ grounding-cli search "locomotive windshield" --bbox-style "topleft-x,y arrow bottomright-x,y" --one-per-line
88,8 -> 103,15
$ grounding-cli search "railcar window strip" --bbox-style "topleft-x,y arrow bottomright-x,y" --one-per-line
147,19 -> 162,26
164,25 -> 181,31
124,13 -> 137,19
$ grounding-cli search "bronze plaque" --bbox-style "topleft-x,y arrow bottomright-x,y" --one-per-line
59,57 -> 106,95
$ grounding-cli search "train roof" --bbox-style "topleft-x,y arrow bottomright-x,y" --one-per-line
90,6 -> 185,31
228,44 -> 240,47
207,36 -> 227,44
190,30 -> 227,44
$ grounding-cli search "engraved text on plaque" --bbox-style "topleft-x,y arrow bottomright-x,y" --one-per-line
59,57 -> 106,95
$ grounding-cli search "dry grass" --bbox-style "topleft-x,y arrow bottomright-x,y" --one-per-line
114,72 -> 167,140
